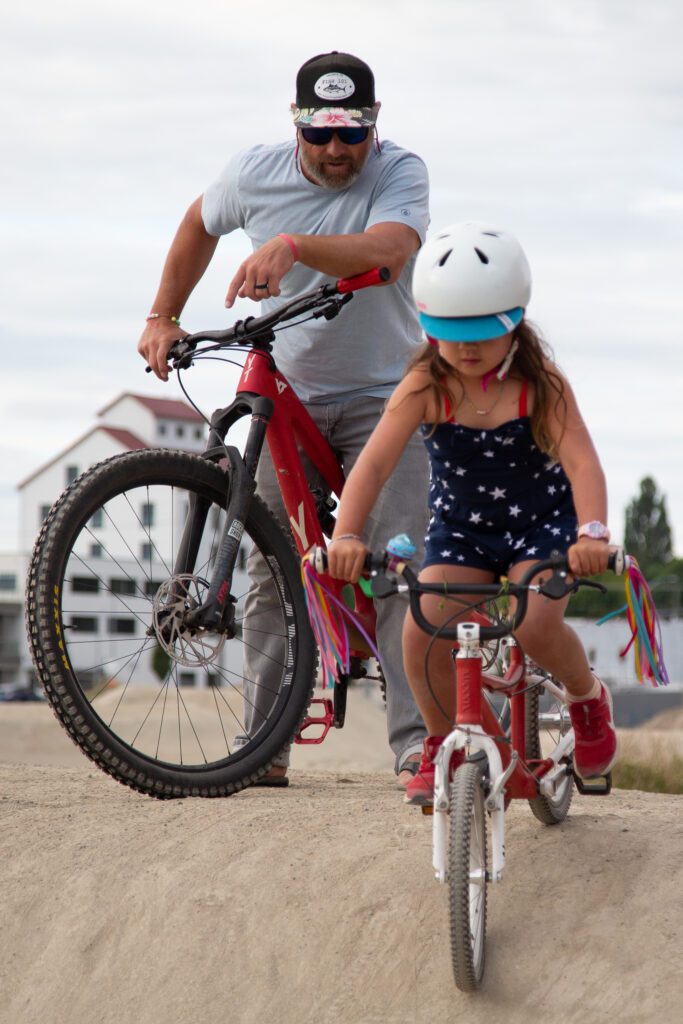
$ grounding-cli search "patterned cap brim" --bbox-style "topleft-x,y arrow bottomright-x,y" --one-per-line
290,102 -> 380,127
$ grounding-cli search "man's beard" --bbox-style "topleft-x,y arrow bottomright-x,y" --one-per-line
299,150 -> 364,190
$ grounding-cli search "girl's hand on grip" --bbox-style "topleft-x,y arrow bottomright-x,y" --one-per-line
327,537 -> 368,584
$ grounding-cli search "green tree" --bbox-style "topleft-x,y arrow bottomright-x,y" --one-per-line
624,476 -> 673,572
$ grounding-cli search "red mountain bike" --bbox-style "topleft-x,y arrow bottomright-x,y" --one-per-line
25,270 -> 390,798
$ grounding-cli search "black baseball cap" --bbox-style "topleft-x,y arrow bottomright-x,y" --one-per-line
291,51 -> 380,127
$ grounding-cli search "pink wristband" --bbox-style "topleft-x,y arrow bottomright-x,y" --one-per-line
278,233 -> 300,261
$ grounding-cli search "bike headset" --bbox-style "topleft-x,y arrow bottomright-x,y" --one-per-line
412,222 -> 532,374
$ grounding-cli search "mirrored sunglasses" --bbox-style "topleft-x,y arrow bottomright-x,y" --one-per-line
300,126 -> 370,146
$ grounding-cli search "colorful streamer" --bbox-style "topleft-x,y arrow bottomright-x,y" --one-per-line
301,557 -> 381,689
597,556 -> 670,686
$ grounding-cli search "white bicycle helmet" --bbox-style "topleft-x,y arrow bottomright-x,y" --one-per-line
413,221 -> 532,342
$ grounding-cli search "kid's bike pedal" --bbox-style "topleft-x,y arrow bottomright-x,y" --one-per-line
572,770 -> 612,796
294,698 -> 335,745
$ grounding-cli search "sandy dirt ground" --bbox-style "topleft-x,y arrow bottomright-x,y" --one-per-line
1,689 -> 682,1024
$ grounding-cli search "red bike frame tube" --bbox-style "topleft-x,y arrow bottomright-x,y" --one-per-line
236,350 -> 377,653
456,658 -> 483,725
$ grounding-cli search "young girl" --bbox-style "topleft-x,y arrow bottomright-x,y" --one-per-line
327,221 -> 618,805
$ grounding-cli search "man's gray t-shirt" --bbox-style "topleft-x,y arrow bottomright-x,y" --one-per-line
201,139 -> 430,403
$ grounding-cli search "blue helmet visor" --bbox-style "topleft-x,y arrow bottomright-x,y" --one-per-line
419,307 -> 524,343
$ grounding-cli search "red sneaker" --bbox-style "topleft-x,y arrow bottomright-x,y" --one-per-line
404,736 -> 464,806
569,681 -> 618,779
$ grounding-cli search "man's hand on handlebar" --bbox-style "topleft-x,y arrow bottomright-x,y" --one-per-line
326,536 -> 369,584
138,320 -> 188,382
225,235 -> 296,309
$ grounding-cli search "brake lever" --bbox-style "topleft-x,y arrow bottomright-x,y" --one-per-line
169,339 -> 196,370
538,572 -> 607,600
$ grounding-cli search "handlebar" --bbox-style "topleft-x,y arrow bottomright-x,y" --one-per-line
311,546 -> 627,643
158,266 -> 391,372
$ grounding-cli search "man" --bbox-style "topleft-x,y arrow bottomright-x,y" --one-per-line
138,51 -> 430,786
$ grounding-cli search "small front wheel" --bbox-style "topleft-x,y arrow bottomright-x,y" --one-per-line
448,762 -> 488,991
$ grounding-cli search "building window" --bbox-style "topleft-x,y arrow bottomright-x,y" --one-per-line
110,578 -> 136,596
108,618 -> 136,635
176,425 -> 184,438
66,465 -> 79,485
90,508 -> 104,528
195,428 -> 203,440
72,576 -> 100,593
141,503 -> 154,527
70,616 -> 98,633
0,575 -> 17,591
145,579 -> 162,597
141,543 -> 153,561
179,672 -> 196,686
159,423 -> 167,435
90,543 -> 103,558
39,504 -> 52,525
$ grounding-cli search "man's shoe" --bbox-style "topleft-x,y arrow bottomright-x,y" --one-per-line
569,680 -> 618,779
404,736 -> 464,807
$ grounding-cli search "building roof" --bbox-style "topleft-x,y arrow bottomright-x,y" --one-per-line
19,426 -> 148,488
98,392 -> 205,423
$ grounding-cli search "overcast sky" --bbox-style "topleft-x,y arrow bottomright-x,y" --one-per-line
2,0 -> 682,554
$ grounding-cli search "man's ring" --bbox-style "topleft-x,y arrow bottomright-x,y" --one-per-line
255,282 -> 269,289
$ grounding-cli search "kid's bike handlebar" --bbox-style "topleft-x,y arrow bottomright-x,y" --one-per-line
161,266 -> 391,371
312,546 -> 626,643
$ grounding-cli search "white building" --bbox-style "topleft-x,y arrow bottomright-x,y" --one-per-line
1,393 -> 215,690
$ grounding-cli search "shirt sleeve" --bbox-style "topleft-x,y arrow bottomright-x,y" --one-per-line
365,151 -> 430,244
201,151 -> 246,237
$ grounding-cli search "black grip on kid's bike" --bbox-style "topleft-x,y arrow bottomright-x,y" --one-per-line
334,266 -> 391,294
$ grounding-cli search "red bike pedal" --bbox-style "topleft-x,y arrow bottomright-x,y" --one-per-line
294,698 -> 335,744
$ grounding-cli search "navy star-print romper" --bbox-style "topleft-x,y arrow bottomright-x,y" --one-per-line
421,381 -> 578,574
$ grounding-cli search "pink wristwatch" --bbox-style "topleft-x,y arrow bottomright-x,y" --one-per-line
577,521 -> 610,542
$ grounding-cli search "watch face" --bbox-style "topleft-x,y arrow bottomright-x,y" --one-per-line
585,521 -> 608,539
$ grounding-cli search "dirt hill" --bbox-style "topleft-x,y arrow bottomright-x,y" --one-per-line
1,693 -> 681,1024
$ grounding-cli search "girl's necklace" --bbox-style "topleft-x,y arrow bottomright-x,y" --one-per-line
460,379 -> 506,416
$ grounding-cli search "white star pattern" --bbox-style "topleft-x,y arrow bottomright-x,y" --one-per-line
509,505 -> 522,517
490,487 -> 506,500
526,546 -> 538,555
547,485 -> 556,495
455,467 -> 467,476
440,550 -> 452,558
470,512 -> 483,524
478,485 -> 486,493
457,555 -> 465,562
484,450 -> 495,458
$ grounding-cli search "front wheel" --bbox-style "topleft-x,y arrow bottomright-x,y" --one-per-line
449,762 -> 488,991
25,448 -> 316,798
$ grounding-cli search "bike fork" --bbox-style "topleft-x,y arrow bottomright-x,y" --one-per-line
177,406 -> 271,631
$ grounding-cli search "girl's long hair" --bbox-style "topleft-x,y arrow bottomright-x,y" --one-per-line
405,320 -> 567,456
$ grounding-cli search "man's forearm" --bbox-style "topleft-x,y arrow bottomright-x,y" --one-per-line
290,224 -> 419,283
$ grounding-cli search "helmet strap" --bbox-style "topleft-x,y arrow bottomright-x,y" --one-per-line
482,338 -> 519,391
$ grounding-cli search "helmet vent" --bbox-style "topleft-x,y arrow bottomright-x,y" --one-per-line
474,247 -> 489,264
482,231 -> 499,237
437,248 -> 453,267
